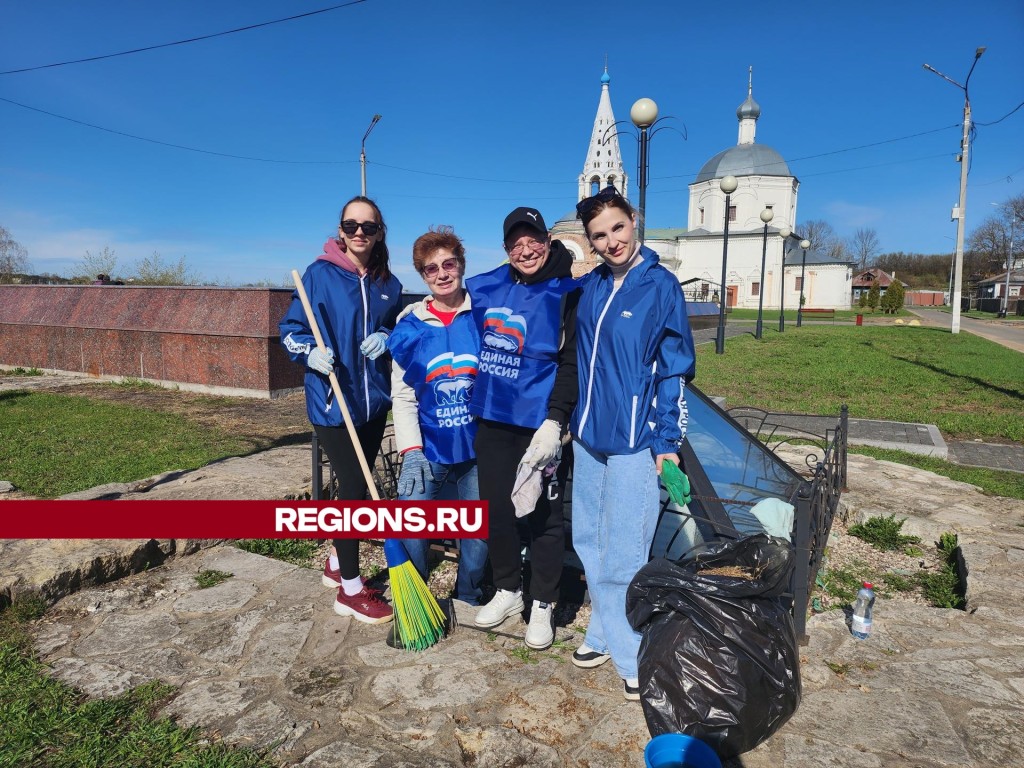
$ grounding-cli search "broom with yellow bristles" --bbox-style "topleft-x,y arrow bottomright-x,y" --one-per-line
292,269 -> 447,651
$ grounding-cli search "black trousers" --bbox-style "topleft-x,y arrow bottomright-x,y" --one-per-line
474,418 -> 564,604
314,415 -> 388,581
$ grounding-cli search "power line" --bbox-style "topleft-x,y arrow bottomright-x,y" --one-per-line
651,124 -> 959,181
0,96 -> 353,164
0,94 -> 986,185
975,99 -> 1024,127
0,0 -> 370,75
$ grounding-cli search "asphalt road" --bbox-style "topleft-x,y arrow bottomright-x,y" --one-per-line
907,307 -> 1024,354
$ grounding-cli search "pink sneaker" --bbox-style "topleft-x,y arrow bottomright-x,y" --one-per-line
334,587 -> 393,624
322,559 -> 341,588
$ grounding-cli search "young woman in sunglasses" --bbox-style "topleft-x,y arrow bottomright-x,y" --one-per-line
569,187 -> 695,700
386,227 -> 487,625
280,195 -> 402,624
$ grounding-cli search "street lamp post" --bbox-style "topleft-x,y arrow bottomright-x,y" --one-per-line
630,98 -> 659,244
924,47 -> 986,334
360,114 -> 382,197
755,207 -> 774,339
778,227 -> 791,332
796,239 -> 811,327
715,175 -> 738,354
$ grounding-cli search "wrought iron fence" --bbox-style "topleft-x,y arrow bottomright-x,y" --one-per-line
727,404 -> 849,641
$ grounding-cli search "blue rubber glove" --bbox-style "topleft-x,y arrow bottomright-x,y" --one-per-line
307,347 -> 335,375
397,449 -> 433,497
360,331 -> 389,361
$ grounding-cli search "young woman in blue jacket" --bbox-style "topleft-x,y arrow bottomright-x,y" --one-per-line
280,196 -> 402,624
569,187 -> 696,700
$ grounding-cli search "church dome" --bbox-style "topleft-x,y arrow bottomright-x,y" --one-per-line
736,93 -> 760,120
695,144 -> 790,183
601,69 -> 611,84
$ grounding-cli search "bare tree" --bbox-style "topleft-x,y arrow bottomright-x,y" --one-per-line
131,252 -> 200,285
75,246 -> 119,282
800,219 -> 837,253
0,225 -> 30,282
799,219 -> 854,262
850,228 -> 881,270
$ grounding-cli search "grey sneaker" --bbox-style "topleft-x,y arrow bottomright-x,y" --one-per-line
623,678 -> 641,701
524,600 -> 554,649
475,588 -> 524,628
571,642 -> 611,668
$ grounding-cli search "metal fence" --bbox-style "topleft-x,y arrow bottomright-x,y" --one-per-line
727,404 -> 849,641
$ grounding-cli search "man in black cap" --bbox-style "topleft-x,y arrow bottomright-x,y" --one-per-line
465,205 -> 580,650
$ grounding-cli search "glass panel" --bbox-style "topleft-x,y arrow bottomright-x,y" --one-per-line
684,385 -> 801,520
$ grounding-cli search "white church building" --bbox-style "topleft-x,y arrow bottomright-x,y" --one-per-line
553,68 -> 854,310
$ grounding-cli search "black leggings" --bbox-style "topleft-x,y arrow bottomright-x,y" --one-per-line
474,418 -> 564,603
314,414 -> 388,581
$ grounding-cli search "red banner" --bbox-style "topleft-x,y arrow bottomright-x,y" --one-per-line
0,500 -> 489,539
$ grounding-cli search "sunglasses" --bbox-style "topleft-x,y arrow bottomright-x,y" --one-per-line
339,219 -> 381,237
506,239 -> 547,257
422,258 -> 460,278
576,185 -> 623,217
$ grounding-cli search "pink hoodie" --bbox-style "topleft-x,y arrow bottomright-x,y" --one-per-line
316,238 -> 361,274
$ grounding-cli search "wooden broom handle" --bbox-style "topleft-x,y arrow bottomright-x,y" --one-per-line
291,269 -> 381,501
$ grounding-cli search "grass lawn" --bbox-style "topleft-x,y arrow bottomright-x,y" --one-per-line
695,325 -> 1024,442
0,390 -> 249,498
0,599 -> 276,768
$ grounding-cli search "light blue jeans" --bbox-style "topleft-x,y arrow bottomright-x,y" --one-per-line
571,439 -> 661,680
398,459 -> 488,606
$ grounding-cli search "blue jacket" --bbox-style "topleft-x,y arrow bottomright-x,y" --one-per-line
280,258 -> 402,427
467,261 -> 578,429
571,246 -> 695,456
388,304 -> 480,465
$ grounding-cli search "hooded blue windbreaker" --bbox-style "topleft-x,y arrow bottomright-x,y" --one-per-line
570,246 -> 695,456
280,256 -> 402,427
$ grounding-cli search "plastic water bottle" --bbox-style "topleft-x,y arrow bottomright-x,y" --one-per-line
851,582 -> 875,640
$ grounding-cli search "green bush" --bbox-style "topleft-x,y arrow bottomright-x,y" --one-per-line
848,514 -> 921,551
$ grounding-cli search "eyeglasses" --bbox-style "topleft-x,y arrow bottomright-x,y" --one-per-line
421,258 -> 460,278
576,185 -> 624,217
340,219 -> 381,237
506,239 -> 547,257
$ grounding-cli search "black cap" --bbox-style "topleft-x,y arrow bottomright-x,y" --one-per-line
503,207 -> 547,241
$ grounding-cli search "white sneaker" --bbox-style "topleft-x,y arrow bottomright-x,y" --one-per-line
524,600 -> 554,649
572,642 -> 611,669
475,588 -> 524,628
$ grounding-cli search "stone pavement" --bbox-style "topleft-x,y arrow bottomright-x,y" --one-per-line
3,444 -> 1024,767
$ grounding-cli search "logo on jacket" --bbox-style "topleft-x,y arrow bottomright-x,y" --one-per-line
482,307 -> 526,354
620,310 -> 633,319
426,352 -> 478,406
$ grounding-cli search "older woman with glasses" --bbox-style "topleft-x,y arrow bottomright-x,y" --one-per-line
466,206 -> 581,651
387,226 -> 487,618
280,195 -> 402,625
569,186 -> 695,700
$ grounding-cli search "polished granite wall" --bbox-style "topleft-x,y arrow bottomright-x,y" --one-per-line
0,285 -> 303,397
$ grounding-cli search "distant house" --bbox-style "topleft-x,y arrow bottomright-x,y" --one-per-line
851,268 -> 908,302
975,269 -> 1024,302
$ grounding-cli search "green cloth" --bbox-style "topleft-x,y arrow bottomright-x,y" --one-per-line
661,460 -> 692,506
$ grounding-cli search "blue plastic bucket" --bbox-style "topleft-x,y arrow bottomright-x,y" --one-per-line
644,733 -> 722,768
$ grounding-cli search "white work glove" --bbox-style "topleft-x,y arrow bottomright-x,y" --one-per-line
360,331 -> 389,360
519,419 -> 562,470
397,449 -> 433,497
307,346 -> 335,375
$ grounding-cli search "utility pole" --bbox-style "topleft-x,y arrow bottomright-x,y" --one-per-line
924,47 -> 985,335
360,114 -> 381,197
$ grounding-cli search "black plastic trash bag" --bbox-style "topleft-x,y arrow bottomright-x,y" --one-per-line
626,534 -> 801,757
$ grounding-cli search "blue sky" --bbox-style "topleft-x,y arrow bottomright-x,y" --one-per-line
1,1 -> 1022,290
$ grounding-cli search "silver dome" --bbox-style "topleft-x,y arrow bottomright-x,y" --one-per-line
695,144 -> 790,182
